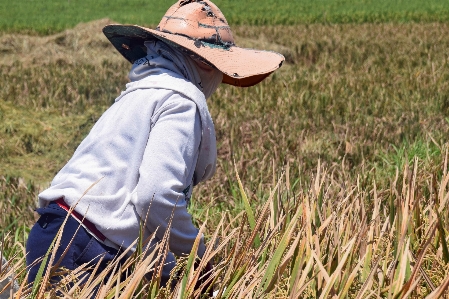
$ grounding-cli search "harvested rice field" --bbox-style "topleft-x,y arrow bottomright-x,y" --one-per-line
1,1 -> 449,297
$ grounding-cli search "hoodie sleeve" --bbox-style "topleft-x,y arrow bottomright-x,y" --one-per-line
133,92 -> 205,257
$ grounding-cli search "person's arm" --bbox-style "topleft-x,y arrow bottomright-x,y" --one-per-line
133,93 -> 206,257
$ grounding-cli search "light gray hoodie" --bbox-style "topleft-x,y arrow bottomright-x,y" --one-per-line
39,57 -> 220,266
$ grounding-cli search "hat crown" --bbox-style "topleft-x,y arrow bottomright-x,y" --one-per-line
157,0 -> 234,47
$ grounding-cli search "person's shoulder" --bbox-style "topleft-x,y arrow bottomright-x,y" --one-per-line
159,91 -> 198,111
150,91 -> 199,125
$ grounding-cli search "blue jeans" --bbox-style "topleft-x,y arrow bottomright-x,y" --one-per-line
26,202 -> 121,287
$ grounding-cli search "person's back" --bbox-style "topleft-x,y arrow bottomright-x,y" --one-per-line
36,69 -> 209,255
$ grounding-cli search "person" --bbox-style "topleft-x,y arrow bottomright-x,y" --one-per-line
26,0 -> 284,294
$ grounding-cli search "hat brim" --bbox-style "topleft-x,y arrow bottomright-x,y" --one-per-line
103,24 -> 284,87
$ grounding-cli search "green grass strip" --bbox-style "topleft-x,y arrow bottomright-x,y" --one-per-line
2,0 -> 449,34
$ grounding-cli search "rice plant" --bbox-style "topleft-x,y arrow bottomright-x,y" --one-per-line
2,155 -> 449,298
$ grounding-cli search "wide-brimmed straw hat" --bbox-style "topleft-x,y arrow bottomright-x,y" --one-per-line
103,0 -> 284,87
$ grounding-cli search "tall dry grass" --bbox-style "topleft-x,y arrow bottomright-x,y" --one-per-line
2,156 -> 449,298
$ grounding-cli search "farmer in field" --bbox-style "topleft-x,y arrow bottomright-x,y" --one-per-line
26,0 -> 284,292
